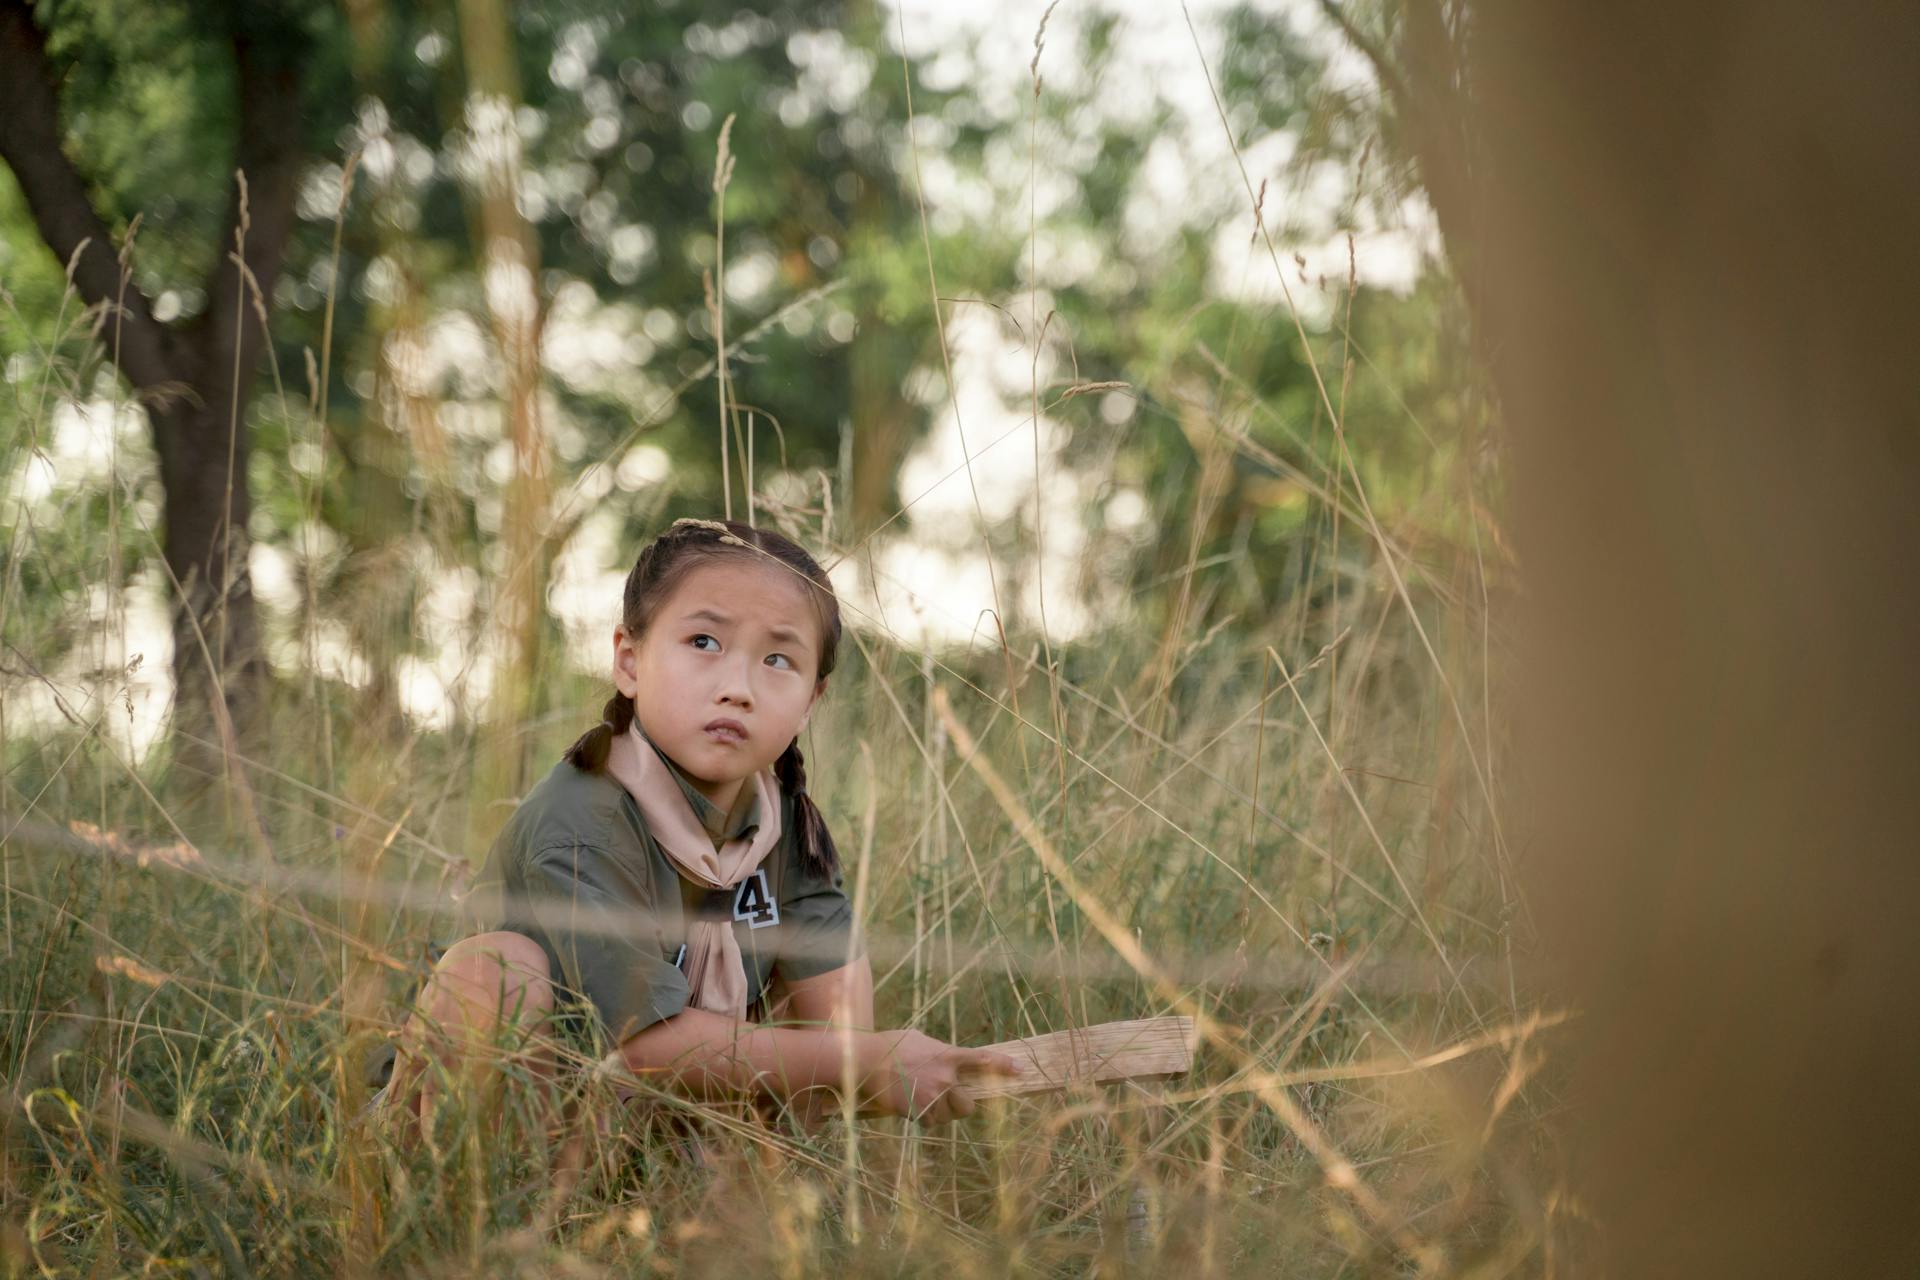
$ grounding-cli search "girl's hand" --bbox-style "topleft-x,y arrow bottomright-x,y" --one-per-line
860,1030 -> 1021,1125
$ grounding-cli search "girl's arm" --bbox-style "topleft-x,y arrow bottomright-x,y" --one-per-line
768,955 -> 874,1029
767,956 -> 877,1126
613,997 -> 1014,1125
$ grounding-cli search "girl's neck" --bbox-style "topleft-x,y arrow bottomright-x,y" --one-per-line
632,715 -> 746,813
688,772 -> 745,816
658,747 -> 747,819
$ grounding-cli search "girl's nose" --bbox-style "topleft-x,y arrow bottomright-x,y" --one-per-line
716,658 -> 753,707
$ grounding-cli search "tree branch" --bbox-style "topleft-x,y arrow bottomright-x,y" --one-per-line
1398,0 -> 1482,295
1317,0 -> 1482,309
1315,0 -> 1413,113
0,0 -> 182,393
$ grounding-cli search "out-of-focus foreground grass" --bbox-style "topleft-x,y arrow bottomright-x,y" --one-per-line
0,520 -> 1567,1270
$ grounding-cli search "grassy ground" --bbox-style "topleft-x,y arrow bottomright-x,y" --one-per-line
0,468 -> 1572,1276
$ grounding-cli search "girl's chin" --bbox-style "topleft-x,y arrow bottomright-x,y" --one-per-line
677,740 -> 773,781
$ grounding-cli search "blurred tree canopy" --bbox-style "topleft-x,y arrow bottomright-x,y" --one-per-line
0,0 -> 1473,794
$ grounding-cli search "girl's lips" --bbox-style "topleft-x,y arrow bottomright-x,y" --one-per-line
703,719 -> 747,745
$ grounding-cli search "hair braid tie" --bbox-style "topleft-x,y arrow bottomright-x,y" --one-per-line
565,692 -> 635,773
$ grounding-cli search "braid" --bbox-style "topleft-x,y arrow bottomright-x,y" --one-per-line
775,738 -> 839,876
564,692 -> 635,773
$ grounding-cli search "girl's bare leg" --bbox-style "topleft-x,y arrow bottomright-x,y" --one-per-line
383,930 -> 558,1138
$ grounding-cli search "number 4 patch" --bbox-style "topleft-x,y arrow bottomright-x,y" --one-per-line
733,869 -> 779,929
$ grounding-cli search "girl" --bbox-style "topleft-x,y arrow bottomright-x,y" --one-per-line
378,517 -> 1016,1130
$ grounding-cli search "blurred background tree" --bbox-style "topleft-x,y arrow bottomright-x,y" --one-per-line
1,0 -> 1466,830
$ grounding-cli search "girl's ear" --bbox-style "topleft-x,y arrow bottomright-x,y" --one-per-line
799,678 -> 826,733
612,624 -> 641,698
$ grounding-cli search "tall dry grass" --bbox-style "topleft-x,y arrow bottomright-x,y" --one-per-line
0,336 -> 1563,1276
0,17 -> 1568,1279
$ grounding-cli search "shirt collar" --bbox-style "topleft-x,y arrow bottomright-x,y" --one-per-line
632,718 -> 761,843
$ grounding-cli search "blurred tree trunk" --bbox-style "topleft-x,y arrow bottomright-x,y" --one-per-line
847,307 -> 919,539
1335,1 -> 1920,1271
457,0 -> 553,863
844,112 -> 915,534
147,397 -> 266,759
840,0 -> 924,542
0,1 -> 308,788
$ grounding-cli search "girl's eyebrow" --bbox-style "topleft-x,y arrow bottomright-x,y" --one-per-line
767,623 -> 811,649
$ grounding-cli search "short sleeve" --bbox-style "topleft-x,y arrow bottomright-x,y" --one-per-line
771,840 -> 860,982
517,842 -> 690,1042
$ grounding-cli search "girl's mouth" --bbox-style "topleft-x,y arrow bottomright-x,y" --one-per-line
703,719 -> 748,745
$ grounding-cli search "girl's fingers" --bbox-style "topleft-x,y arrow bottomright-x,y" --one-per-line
908,1081 -> 971,1126
912,1089 -> 945,1125
959,1049 -> 1023,1078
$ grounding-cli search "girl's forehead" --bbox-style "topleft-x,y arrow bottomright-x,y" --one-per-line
662,557 -> 819,628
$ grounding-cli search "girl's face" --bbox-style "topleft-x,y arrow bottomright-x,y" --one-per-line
614,557 -> 825,801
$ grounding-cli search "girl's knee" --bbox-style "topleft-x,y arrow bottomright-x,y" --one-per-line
389,932 -> 559,1120
425,931 -> 555,1024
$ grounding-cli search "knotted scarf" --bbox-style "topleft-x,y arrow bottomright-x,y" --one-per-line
604,719 -> 783,1019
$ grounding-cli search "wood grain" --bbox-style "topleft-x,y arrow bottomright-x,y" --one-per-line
964,1016 -> 1197,1098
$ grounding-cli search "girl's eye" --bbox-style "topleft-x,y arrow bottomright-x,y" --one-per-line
689,634 -> 718,652
765,652 -> 793,670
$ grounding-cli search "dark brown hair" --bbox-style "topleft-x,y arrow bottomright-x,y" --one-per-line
564,517 -> 844,874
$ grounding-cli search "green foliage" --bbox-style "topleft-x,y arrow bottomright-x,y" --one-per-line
2,0 -> 1473,724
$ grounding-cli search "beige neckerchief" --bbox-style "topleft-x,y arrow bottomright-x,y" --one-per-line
663,752 -> 761,846
604,719 -> 783,1018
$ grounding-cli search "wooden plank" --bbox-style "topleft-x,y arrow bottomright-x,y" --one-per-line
964,1016 -> 1197,1098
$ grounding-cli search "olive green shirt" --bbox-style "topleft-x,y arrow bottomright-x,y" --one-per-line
461,748 -> 857,1043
